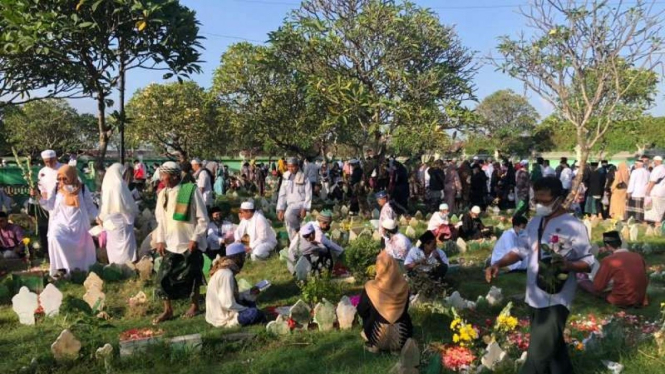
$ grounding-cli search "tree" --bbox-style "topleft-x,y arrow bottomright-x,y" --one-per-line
493,0 -> 661,203
126,82 -> 219,160
0,0 -> 203,172
268,0 -> 476,159
213,42 -> 329,158
473,89 -> 539,155
3,99 -> 92,157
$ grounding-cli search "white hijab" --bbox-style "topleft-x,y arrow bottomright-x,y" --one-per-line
99,163 -> 138,220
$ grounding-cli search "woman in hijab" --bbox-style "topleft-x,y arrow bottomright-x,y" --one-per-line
610,162 -> 630,220
37,165 -> 98,278
357,251 -> 413,353
99,163 -> 139,264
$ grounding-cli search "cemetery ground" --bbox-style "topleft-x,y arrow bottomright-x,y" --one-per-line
2,222 -> 665,373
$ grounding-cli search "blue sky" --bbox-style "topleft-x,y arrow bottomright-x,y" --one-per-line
69,0 -> 665,119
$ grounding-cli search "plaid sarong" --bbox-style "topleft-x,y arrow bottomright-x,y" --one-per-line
155,250 -> 204,300
626,197 -> 645,222
173,183 -> 196,221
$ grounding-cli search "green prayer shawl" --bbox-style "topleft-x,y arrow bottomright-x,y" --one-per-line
173,183 -> 196,222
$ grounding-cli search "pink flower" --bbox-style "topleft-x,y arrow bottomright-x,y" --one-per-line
550,235 -> 559,244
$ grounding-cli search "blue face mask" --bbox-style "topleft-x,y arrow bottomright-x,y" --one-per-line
516,229 -> 527,238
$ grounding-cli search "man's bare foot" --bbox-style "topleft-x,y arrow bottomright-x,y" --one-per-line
152,310 -> 173,325
182,305 -> 199,319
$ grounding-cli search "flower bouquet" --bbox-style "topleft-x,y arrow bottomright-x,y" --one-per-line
536,234 -> 571,294
441,344 -> 476,372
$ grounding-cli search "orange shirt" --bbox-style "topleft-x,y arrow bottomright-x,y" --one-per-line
593,250 -> 648,307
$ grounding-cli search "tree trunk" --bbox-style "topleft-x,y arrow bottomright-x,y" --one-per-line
95,92 -> 109,187
119,53 -> 126,165
564,134 -> 589,209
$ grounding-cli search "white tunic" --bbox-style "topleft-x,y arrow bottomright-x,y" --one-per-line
491,228 -> 526,271
312,221 -> 344,255
404,246 -> 449,267
154,184 -> 209,254
195,169 -> 213,206
40,190 -> 98,276
38,163 -> 62,199
276,171 -> 312,211
384,233 -> 411,261
205,268 -> 255,328
378,203 -> 396,236
103,213 -> 137,264
627,168 -> 650,198
427,212 -> 448,232
234,212 -> 277,250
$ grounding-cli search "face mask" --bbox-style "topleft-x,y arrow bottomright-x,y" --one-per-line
64,185 -> 76,193
535,197 -> 560,217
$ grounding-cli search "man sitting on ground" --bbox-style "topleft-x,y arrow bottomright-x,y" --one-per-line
578,231 -> 648,308
312,210 -> 344,258
427,203 -> 455,241
206,207 -> 235,260
0,212 -> 25,259
234,201 -> 277,261
404,230 -> 448,281
287,223 -> 333,275
205,243 -> 266,328
490,215 -> 528,272
459,206 -> 491,241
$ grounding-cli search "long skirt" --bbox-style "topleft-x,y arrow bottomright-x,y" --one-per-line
609,188 -> 627,220
626,197 -> 645,222
156,250 -> 204,300
645,196 -> 665,223
521,305 -> 572,374
104,213 -> 137,265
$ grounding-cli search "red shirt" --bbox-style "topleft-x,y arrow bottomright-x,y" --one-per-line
593,250 -> 648,307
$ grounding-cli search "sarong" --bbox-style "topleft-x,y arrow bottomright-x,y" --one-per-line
626,197 -> 645,222
645,196 -> 665,223
156,250 -> 204,300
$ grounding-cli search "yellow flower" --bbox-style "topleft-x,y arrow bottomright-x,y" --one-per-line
22,238 -> 31,246
575,342 -> 584,351
453,334 -> 460,343
450,318 -> 461,330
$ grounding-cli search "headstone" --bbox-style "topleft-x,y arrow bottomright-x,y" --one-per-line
83,272 -> 104,292
135,256 -> 153,282
400,338 -> 420,370
456,238 -> 467,253
626,216 -> 636,226
409,217 -> 419,228
492,206 -> 500,216
331,229 -> 342,241
83,287 -> 106,311
267,316 -> 291,335
340,205 -> 349,217
646,226 -> 656,237
425,213 -> 432,220
95,343 -> 113,361
601,360 -> 624,374
169,334 -> 202,352
359,228 -> 373,238
128,291 -> 147,308
446,291 -> 472,310
349,230 -> 359,242
583,218 -> 592,240
336,296 -> 357,330
485,286 -> 503,306
405,226 -> 417,239
313,299 -> 336,331
40,284 -> 63,317
515,351 -> 528,370
481,341 -> 507,370
414,211 -> 423,220
620,226 -> 630,242
289,299 -> 312,326
629,224 -> 639,242
398,216 -> 407,226
450,214 -> 460,224
51,329 -> 81,362
372,231 -> 382,242
295,257 -> 312,282
372,209 -> 380,220
12,286 -> 38,325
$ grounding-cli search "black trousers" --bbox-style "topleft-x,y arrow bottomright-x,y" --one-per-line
521,305 -> 573,374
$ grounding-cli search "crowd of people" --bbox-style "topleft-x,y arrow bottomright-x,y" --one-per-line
1,148 -> 655,371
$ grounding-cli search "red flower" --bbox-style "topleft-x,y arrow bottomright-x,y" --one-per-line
287,318 -> 297,330
550,235 -> 559,244
441,345 -> 476,371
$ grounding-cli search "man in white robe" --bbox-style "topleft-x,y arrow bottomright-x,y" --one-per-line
312,210 -> 344,257
36,149 -> 63,254
36,165 -> 97,278
376,191 -> 395,236
382,219 -> 411,263
153,161 -> 209,324
627,160 -> 650,222
192,158 -> 213,208
205,243 -> 265,327
235,201 -> 277,261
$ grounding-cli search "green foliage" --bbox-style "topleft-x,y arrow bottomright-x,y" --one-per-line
3,99 -> 95,157
345,236 -> 381,280
297,274 -> 344,305
126,81 -> 219,160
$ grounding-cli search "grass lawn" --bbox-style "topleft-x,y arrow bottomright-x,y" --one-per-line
2,225 -> 665,373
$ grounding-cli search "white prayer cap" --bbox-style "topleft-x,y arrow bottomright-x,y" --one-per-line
381,219 -> 397,231
520,160 -> 529,166
349,159 -> 360,164
472,156 -> 479,160
226,243 -> 246,256
654,156 -> 663,162
439,203 -> 449,211
41,150 -> 56,159
160,161 -> 181,175
191,158 -> 202,165
300,223 -> 315,236
471,206 -> 481,214
240,201 -> 254,210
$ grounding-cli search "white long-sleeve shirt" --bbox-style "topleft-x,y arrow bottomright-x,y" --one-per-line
234,212 -> 277,250
384,233 -> 411,261
205,268 -> 256,328
38,163 -> 63,199
195,169 -> 213,206
491,228 -> 527,271
154,184 -> 209,254
627,168 -> 650,198
207,220 -> 235,250
427,212 -> 449,231
559,168 -> 573,190
276,171 -> 312,212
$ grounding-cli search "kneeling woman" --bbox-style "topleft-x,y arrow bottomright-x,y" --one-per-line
357,251 -> 413,353
404,230 -> 449,281
205,243 -> 266,327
